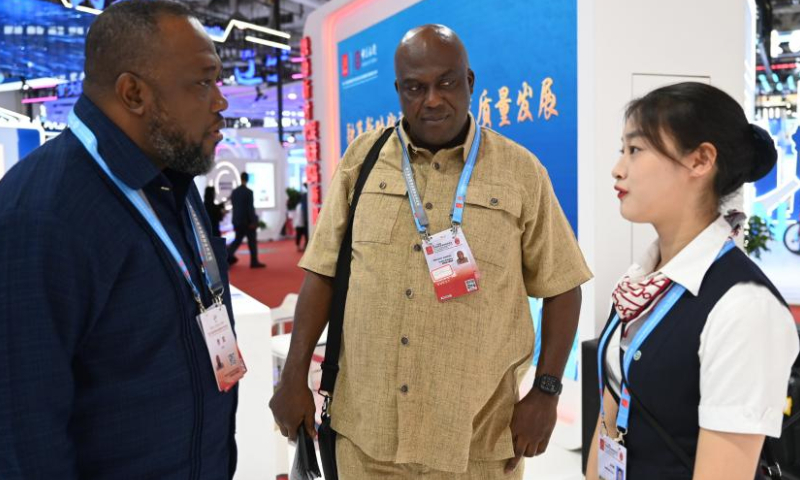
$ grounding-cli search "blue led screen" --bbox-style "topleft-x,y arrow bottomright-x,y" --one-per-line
0,0 -> 96,84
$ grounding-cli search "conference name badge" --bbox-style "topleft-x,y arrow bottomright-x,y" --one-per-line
196,304 -> 247,392
598,433 -> 627,480
423,228 -> 479,302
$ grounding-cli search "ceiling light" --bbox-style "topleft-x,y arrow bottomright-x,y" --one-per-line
245,36 -> 291,51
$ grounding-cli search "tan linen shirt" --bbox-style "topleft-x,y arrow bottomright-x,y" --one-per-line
299,115 -> 592,473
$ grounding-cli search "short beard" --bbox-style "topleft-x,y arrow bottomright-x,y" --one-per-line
148,99 -> 215,176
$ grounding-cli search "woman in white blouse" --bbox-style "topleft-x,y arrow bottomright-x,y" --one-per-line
587,82 -> 799,480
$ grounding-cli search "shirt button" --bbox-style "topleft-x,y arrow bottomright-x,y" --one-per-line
433,162 -> 441,170
413,244 -> 422,252
405,288 -> 414,299
401,336 -> 409,345
425,202 -> 433,210
400,384 -> 409,394
379,181 -> 387,190
490,197 -> 499,206
633,350 -> 642,361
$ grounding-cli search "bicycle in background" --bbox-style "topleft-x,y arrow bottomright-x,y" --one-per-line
785,212 -> 800,255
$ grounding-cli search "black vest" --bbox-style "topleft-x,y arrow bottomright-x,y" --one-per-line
600,247 -> 787,480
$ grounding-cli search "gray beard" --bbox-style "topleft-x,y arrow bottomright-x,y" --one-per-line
148,105 -> 215,176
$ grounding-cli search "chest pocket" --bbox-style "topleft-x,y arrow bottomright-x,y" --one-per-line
461,184 -> 522,268
352,170 -> 407,244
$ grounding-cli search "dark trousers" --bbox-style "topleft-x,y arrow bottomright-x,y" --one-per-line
227,226 -> 259,265
295,226 -> 308,248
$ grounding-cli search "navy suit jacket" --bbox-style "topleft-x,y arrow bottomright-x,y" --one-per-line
230,185 -> 257,228
0,96 -> 238,480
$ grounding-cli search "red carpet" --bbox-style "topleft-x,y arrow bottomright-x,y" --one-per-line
228,240 -> 800,326
227,239 -> 305,308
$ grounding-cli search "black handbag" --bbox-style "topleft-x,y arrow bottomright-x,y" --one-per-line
291,426 -> 322,480
316,128 -> 395,480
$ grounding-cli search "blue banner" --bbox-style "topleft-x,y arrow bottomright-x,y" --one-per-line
337,0 -> 578,232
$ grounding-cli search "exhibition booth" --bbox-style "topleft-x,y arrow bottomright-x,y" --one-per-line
301,0 -> 765,454
0,0 -> 798,479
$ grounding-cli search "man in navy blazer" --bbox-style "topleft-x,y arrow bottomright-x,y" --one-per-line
227,171 -> 266,268
0,2 -> 241,478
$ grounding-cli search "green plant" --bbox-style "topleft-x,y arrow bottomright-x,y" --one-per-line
744,214 -> 774,259
286,187 -> 301,210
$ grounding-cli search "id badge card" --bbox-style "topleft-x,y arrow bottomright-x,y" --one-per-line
196,304 -> 247,392
422,228 -> 480,302
598,434 -> 627,480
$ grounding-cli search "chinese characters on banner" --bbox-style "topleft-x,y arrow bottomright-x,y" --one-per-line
344,77 -> 560,147
301,36 -> 323,225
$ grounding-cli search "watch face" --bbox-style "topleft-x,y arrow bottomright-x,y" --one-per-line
538,375 -> 560,394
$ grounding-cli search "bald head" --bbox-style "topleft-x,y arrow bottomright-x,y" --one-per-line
394,25 -> 475,150
395,24 -> 469,69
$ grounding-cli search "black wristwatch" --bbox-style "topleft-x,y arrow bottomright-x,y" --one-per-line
533,374 -> 563,396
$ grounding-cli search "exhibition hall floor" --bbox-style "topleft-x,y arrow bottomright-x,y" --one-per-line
228,239 -> 305,308
227,238 -> 797,479
232,239 -> 800,322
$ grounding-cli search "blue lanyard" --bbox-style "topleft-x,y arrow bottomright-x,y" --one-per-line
395,119 -> 481,237
68,110 -> 224,310
597,240 -> 735,437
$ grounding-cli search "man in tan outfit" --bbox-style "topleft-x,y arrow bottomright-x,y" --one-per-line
270,24 -> 592,479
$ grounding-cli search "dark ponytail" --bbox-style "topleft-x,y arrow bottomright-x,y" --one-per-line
625,82 -> 777,201
748,124 -> 779,183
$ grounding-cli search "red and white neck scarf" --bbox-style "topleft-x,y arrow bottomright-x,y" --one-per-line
612,272 -> 672,324
611,210 -> 745,326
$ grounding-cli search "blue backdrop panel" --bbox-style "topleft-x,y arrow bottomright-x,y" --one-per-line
337,0 -> 578,232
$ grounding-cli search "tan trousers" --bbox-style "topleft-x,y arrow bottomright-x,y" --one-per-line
336,435 -> 525,480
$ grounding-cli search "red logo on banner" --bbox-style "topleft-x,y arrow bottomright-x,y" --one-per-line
303,101 -> 314,121
341,53 -> 349,77
303,80 -> 313,100
300,36 -> 312,57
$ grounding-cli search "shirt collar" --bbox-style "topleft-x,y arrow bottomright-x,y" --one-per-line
159,168 -> 195,208
399,113 -> 477,163
73,95 -> 161,191
630,215 -> 734,296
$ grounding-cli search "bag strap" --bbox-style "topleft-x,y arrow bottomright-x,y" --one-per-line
319,128 -> 395,396
760,408 -> 800,480
761,437 -> 783,480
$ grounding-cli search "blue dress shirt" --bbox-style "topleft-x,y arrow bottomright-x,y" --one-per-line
0,96 -> 238,479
